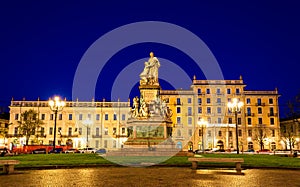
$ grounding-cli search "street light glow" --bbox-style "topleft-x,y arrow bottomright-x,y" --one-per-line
49,96 -> 65,152
227,98 -> 243,154
197,118 -> 208,153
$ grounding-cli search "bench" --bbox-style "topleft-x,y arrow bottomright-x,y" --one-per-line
0,160 -> 20,174
188,157 -> 244,174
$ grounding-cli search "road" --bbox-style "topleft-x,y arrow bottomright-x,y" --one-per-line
1,167 -> 299,187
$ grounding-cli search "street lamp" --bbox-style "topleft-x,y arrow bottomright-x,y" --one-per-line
197,119 -> 208,153
227,98 -> 243,154
83,119 -> 93,148
49,96 -> 65,152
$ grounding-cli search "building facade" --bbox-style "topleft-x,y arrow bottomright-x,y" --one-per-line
0,118 -> 9,148
280,118 -> 300,150
7,76 -> 281,152
161,76 -> 280,151
8,99 -> 130,150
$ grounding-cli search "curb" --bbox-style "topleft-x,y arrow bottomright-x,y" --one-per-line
14,164 -> 300,171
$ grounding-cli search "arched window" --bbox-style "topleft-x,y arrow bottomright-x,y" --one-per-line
188,141 -> 193,151
271,142 -> 276,151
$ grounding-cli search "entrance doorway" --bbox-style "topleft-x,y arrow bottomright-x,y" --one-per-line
176,142 -> 182,149
217,140 -> 224,150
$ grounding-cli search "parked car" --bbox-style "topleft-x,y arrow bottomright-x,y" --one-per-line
64,148 -> 80,153
85,147 -> 97,153
257,149 -> 270,154
32,148 -> 46,154
0,148 -> 13,156
194,149 -> 211,154
49,148 -> 63,154
79,147 -> 97,153
244,149 -> 255,152
95,149 -> 107,155
193,149 -> 204,154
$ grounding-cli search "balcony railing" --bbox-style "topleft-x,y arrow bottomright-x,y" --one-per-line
268,113 -> 278,117
160,90 -> 194,95
60,134 -> 79,138
192,79 -> 244,85
6,134 -> 23,138
185,113 -> 193,116
10,100 -> 130,108
114,134 -> 128,138
92,135 -> 102,138
174,123 -> 183,128
174,136 -> 184,140
244,90 -> 278,95
245,113 -> 255,117
255,103 -> 266,106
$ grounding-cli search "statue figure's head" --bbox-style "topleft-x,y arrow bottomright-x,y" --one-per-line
149,52 -> 154,58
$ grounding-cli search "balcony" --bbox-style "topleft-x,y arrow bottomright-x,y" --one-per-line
36,134 -> 47,138
10,100 -> 130,108
245,113 -> 255,117
60,134 -> 79,138
268,113 -> 278,117
185,113 -> 193,116
174,123 -> 183,128
115,134 -> 128,138
92,135 -> 102,138
255,103 -> 265,106
6,134 -> 23,138
174,136 -> 184,140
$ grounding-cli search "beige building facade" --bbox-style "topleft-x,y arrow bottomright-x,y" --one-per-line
7,77 -> 281,152
161,76 -> 280,151
8,99 -> 130,150
0,118 -> 9,148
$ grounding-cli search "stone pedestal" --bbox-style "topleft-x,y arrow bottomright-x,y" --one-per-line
139,85 -> 161,103
125,115 -> 173,149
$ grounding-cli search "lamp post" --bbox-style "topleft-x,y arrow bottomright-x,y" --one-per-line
197,119 -> 208,153
227,98 -> 243,154
49,96 -> 65,152
83,119 -> 93,148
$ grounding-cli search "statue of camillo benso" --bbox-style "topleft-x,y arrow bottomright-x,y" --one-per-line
139,52 -> 160,85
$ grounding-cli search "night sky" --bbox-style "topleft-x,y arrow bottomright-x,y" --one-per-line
0,1 -> 299,116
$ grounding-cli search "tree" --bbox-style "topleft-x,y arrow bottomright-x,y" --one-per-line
280,121 -> 297,151
253,124 -> 270,151
280,96 -> 300,151
0,120 -> 9,145
17,109 -> 43,145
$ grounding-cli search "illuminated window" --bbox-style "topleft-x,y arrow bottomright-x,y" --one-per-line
68,114 -> 72,120
41,114 -> 45,120
14,114 -> 19,120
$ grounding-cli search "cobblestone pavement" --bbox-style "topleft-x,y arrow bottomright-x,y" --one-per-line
1,167 -> 300,187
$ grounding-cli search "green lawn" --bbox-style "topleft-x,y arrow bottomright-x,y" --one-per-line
1,153 -> 300,169
0,154 -> 113,167
164,154 -> 300,168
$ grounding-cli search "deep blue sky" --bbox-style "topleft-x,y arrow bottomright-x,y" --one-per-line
0,1 -> 299,116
